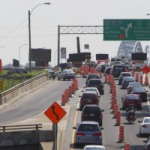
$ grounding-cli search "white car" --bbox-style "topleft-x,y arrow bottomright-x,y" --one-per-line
82,87 -> 100,97
139,117 -> 150,136
84,145 -> 106,150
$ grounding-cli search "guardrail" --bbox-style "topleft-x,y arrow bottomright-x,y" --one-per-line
0,73 -> 49,105
0,124 -> 42,132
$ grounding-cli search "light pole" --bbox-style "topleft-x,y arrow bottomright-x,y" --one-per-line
19,44 -> 27,65
28,2 -> 51,72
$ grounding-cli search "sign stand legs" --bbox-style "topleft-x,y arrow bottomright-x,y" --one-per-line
53,123 -> 57,150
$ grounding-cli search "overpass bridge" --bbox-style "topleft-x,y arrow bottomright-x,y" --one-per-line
117,41 -> 143,60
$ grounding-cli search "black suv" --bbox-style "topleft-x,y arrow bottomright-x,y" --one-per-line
85,73 -> 101,86
87,79 -> 104,95
81,105 -> 104,126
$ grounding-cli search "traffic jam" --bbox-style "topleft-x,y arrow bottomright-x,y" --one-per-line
70,55 -> 150,150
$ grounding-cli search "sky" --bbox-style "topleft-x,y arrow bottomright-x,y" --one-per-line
0,0 -> 150,67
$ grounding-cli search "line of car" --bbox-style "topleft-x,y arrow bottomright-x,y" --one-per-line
74,73 -> 106,150
117,71 -> 150,150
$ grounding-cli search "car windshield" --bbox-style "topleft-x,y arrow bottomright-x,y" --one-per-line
78,124 -> 99,132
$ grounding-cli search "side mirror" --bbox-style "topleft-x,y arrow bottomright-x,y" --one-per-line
73,127 -> 76,129
143,140 -> 147,143
101,127 -> 104,130
101,109 -> 104,112
79,95 -> 81,97
138,120 -> 141,123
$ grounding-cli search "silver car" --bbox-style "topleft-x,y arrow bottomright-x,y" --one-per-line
58,69 -> 75,81
127,82 -> 142,94
74,121 -> 103,146
121,77 -> 135,89
84,145 -> 106,150
82,87 -> 100,97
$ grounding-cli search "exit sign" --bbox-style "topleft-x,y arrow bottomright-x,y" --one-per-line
104,19 -> 150,41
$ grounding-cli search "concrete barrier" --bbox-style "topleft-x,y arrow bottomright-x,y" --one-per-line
0,73 -> 49,105
0,124 -> 54,147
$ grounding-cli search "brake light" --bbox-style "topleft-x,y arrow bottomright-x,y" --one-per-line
100,112 -> 103,118
142,125 -> 147,128
82,113 -> 87,117
76,132 -> 85,136
93,132 -> 102,136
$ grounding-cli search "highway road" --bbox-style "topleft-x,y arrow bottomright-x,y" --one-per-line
0,78 -> 85,126
63,76 -> 150,150
0,75 -> 150,150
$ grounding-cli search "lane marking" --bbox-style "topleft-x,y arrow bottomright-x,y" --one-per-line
71,105 -> 78,150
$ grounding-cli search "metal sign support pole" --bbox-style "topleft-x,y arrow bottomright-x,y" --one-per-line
53,123 -> 57,150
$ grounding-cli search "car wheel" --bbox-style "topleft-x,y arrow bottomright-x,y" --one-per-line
139,130 -> 143,137
63,78 -> 65,81
58,77 -> 60,80
68,78 -> 70,81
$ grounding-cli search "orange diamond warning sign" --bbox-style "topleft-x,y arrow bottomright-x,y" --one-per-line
44,102 -> 67,124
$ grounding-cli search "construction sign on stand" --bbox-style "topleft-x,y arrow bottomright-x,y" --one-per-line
44,102 -> 67,124
142,65 -> 150,74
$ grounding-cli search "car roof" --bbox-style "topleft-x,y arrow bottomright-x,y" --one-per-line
83,105 -> 100,108
84,145 -> 106,149
121,72 -> 131,74
83,91 -> 97,94
79,121 -> 99,125
84,87 -> 98,89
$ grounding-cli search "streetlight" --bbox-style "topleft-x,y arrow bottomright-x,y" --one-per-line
28,2 -> 51,72
19,44 -> 27,65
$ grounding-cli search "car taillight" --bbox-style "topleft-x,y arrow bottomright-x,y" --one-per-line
93,132 -> 102,136
142,125 -> 147,128
76,132 -> 85,136
100,112 -> 103,118
82,113 -> 87,117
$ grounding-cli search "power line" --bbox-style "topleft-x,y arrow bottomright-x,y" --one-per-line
0,18 -> 28,39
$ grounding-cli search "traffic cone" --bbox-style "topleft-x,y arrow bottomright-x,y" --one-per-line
113,104 -> 118,118
132,71 -> 135,77
140,74 -> 143,84
115,111 -> 121,126
145,76 -> 149,86
69,86 -> 72,97
118,126 -> 124,143
124,143 -> 130,150
61,94 -> 65,106
135,73 -> 138,82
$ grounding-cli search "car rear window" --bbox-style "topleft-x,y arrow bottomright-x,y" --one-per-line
88,80 -> 102,85
78,124 -> 99,131
124,78 -> 134,81
126,95 -> 139,99
88,74 -> 100,79
133,87 -> 145,92
144,119 -> 150,123
83,107 -> 100,114
122,74 -> 131,77
82,94 -> 97,99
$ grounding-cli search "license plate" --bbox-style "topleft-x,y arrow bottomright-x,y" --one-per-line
88,99 -> 91,102
90,114 -> 94,116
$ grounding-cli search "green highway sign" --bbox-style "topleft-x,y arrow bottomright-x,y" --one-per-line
104,19 -> 150,41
